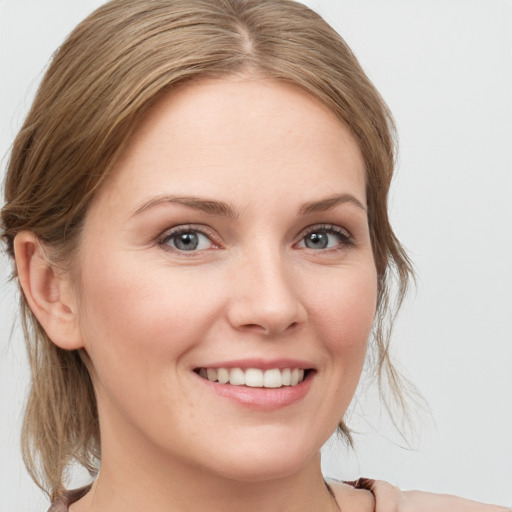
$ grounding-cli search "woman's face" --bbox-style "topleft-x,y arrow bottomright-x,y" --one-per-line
73,78 -> 377,481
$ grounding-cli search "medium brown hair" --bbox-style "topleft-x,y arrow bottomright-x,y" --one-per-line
1,0 -> 413,500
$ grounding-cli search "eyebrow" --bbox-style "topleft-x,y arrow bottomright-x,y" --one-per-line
299,193 -> 366,214
131,194 -> 238,218
131,192 -> 366,219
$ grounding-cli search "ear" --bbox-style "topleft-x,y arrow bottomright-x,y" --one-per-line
13,231 -> 83,350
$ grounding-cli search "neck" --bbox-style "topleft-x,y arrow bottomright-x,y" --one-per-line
75,452 -> 335,512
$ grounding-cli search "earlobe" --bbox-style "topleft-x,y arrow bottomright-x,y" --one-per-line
13,231 -> 83,351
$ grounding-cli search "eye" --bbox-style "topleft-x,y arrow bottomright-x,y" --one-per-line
159,227 -> 216,252
297,225 -> 354,250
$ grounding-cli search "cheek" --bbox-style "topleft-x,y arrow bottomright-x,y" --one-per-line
75,254 -> 222,381
294,263 -> 377,428
314,267 -> 376,336
305,264 -> 377,369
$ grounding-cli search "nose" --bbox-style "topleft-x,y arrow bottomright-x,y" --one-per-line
226,248 -> 307,337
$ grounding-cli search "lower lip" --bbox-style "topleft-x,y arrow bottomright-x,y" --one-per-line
196,372 -> 314,410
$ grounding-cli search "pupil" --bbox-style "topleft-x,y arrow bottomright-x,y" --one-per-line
175,232 -> 198,251
306,232 -> 328,249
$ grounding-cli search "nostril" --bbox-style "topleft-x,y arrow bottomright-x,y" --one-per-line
240,323 -> 270,334
240,320 -> 299,335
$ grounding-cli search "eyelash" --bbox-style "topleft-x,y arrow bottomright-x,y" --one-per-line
158,225 -> 218,254
157,223 -> 355,254
296,224 -> 355,251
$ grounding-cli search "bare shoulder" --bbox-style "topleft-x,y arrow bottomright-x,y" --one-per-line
370,480 -> 511,512
327,481 -> 375,512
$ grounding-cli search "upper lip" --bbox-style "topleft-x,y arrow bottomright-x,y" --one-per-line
194,358 -> 315,371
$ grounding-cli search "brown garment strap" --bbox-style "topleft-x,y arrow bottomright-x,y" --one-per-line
344,478 -> 376,491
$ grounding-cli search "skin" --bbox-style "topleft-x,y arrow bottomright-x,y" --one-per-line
18,77 -> 377,512
369,481 -> 510,512
13,78 -> 508,512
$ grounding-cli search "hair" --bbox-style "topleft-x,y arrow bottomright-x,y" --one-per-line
1,0 -> 413,501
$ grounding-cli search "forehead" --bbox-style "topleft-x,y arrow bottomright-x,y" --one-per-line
92,77 -> 366,212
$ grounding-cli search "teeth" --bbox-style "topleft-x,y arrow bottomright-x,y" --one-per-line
245,368 -> 263,387
200,367 -> 307,388
263,369 -> 282,388
229,368 -> 245,386
217,368 -> 229,384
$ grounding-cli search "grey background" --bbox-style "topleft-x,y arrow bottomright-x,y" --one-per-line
1,0 -> 511,510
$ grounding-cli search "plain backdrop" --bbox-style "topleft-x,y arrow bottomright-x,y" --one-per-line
1,0 -> 511,510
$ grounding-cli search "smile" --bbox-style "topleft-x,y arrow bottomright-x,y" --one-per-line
196,367 -> 307,388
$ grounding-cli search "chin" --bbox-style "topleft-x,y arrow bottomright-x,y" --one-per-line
192,430 -> 325,483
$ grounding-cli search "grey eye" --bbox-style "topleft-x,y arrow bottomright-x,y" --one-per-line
174,232 -> 199,251
304,231 -> 329,249
163,230 -> 212,251
297,226 -> 353,250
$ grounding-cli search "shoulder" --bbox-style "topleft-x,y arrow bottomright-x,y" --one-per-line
361,479 -> 510,512
327,480 -> 375,511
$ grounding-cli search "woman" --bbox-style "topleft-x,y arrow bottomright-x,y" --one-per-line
0,0 -> 509,510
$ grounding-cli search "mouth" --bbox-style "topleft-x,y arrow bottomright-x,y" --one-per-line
194,367 -> 313,388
